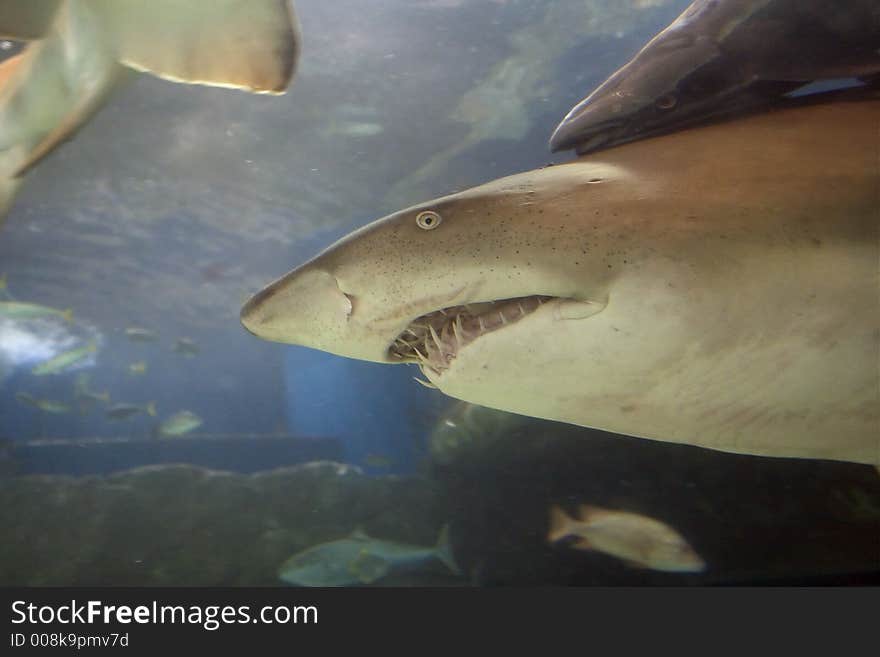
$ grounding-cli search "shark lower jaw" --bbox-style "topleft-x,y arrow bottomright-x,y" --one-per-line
386,294 -> 560,377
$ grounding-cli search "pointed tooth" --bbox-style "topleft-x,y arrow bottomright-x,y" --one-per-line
517,302 -> 525,316
429,324 -> 442,350
478,316 -> 486,332
438,308 -> 448,316
499,311 -> 507,325
413,377 -> 438,389
453,315 -> 464,346
413,345 -> 428,362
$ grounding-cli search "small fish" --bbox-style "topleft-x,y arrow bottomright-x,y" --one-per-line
128,361 -> 147,375
0,301 -> 72,323
172,337 -> 199,356
15,391 -> 71,414
157,410 -> 203,437
548,504 -> 705,573
105,402 -> 157,420
31,342 -> 96,376
124,327 -> 158,342
278,525 -> 459,587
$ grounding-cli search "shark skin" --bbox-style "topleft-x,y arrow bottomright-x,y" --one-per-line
242,98 -> 880,466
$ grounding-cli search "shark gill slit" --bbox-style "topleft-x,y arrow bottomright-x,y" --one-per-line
388,295 -> 555,376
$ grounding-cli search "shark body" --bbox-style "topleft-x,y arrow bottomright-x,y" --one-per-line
242,98 -> 879,465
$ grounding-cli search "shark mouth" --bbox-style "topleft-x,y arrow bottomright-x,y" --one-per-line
388,295 -> 553,377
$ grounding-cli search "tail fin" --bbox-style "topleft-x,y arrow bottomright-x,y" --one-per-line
547,505 -> 575,543
434,524 -> 461,576
145,401 -> 157,417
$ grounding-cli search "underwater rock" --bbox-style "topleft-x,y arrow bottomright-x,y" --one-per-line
0,462 -> 453,585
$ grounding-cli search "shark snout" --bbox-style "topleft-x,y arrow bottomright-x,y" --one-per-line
240,268 -> 352,344
240,267 -> 394,363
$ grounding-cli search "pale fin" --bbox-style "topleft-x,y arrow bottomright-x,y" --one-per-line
0,1 -> 122,178
0,0 -> 61,40
434,524 -> 461,576
90,0 -> 300,94
12,68 -> 123,177
0,51 -> 26,87
547,505 -> 575,543
0,176 -> 21,226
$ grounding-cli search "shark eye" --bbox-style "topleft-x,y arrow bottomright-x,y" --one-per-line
656,93 -> 677,110
416,210 -> 442,230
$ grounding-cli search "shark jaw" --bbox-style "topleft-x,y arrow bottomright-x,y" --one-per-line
388,295 -> 605,380
240,262 -> 603,372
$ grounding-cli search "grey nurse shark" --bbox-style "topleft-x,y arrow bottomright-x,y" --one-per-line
242,94 -> 879,467
550,0 -> 880,154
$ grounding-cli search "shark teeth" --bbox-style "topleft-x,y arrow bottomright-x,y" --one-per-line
388,295 -> 553,376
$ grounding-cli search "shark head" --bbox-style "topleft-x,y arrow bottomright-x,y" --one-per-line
241,162 -> 625,382
241,99 -> 880,466
549,31 -> 725,154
